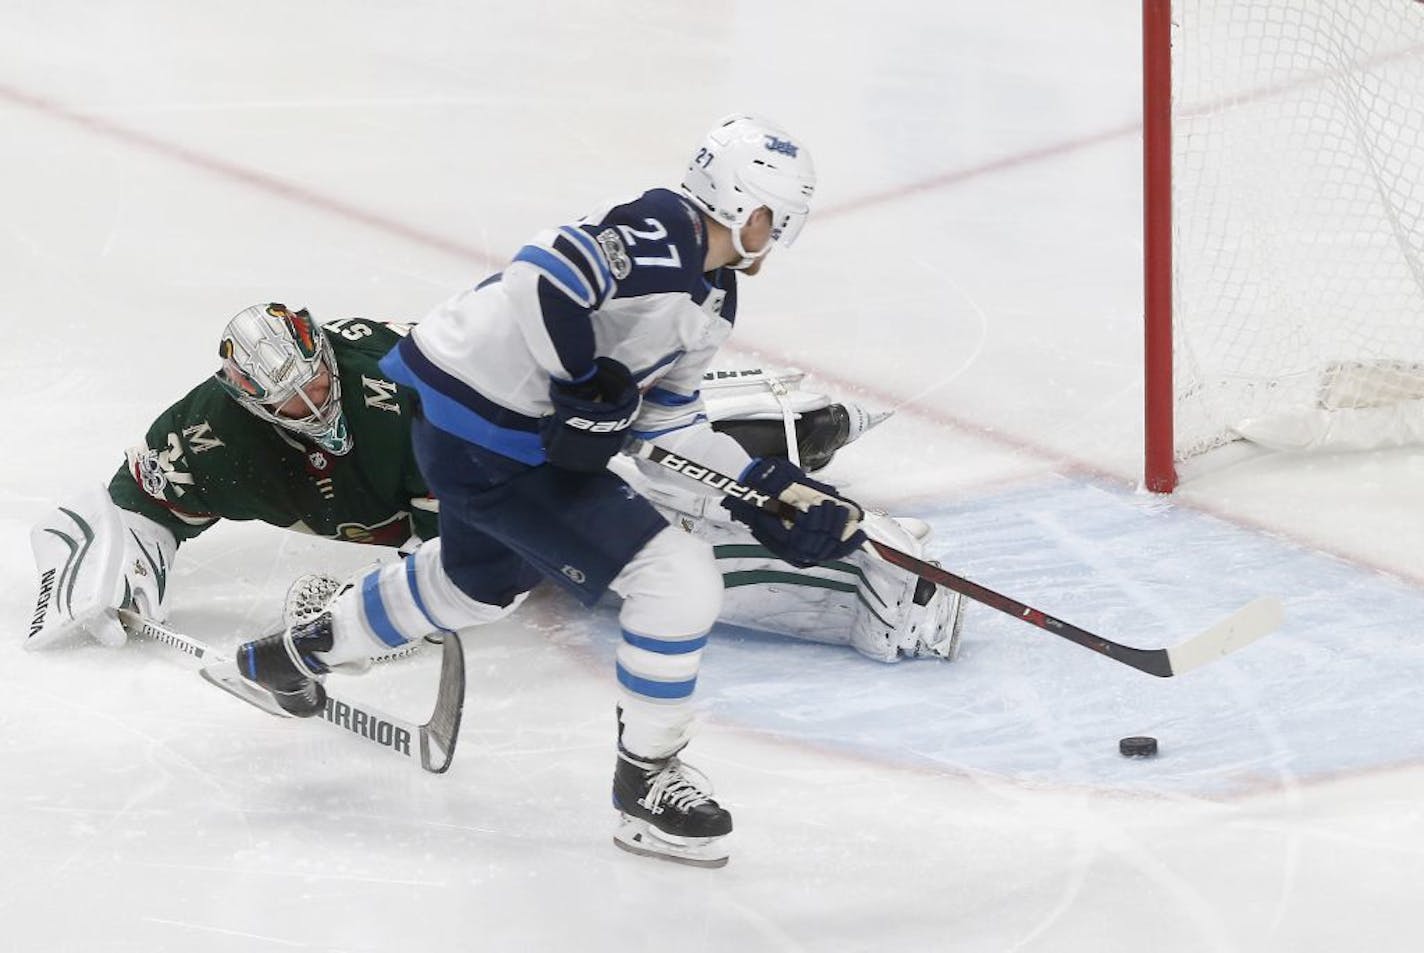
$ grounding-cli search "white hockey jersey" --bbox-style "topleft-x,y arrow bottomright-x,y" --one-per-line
381,187 -> 749,475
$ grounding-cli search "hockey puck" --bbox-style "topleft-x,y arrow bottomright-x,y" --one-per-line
1119,736 -> 1158,758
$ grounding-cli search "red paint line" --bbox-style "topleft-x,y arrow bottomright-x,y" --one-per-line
0,82 -> 504,271
818,122 -> 1140,220
6,81 -> 1419,587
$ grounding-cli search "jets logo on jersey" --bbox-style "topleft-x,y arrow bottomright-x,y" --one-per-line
362,376 -> 401,414
595,228 -> 633,280
182,421 -> 225,454
765,135 -> 799,157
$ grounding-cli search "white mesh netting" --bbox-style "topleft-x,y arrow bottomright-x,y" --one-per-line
1171,1 -> 1424,458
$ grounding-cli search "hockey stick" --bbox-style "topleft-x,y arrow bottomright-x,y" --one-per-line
117,609 -> 465,772
626,441 -> 1283,678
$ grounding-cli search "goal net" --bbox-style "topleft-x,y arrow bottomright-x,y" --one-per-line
1144,0 -> 1424,488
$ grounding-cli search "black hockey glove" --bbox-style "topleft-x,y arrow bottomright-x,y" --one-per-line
721,456 -> 867,568
541,357 -> 641,472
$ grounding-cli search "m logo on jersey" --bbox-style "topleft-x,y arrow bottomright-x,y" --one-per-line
595,228 -> 632,279
765,135 -> 799,158
182,421 -> 225,454
363,376 -> 401,414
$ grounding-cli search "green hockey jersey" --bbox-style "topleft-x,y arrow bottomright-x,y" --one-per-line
109,318 -> 436,548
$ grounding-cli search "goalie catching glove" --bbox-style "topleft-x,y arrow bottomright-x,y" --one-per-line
721,456 -> 866,568
540,356 -> 641,472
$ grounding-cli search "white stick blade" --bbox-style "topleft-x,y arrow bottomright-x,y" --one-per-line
1166,596 -> 1284,675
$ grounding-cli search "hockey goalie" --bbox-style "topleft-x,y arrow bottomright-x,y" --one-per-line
27,303 -> 962,665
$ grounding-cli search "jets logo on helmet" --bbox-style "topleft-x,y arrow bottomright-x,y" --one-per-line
764,136 -> 799,158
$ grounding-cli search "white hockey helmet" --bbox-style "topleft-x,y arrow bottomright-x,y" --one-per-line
214,303 -> 352,455
680,114 -> 816,267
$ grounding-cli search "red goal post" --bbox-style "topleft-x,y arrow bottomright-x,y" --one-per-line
1142,0 -> 1424,492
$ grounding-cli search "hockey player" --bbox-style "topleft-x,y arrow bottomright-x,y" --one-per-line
27,303 -> 433,650
228,115 -> 897,868
26,306 -> 961,663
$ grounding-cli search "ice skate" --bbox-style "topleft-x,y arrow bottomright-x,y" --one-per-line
224,614 -> 333,717
612,749 -> 732,868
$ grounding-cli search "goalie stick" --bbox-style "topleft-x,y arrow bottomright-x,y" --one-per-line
626,441 -> 1283,678
117,608 -> 466,772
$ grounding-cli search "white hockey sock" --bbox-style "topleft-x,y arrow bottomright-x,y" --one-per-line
609,527 -> 722,758
316,539 -> 522,670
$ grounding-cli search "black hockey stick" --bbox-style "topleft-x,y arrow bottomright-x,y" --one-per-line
626,441 -> 1283,678
118,609 -> 465,772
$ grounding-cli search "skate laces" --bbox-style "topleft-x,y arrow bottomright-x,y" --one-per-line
642,758 -> 715,814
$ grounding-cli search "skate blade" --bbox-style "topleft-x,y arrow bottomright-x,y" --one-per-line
613,816 -> 729,869
200,662 -> 296,719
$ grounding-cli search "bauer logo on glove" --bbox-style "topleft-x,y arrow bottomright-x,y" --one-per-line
563,413 -> 636,433
540,356 -> 643,472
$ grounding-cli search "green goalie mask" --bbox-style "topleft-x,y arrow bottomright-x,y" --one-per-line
215,303 -> 353,455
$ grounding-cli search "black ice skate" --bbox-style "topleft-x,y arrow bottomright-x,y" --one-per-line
225,615 -> 334,717
612,749 -> 733,868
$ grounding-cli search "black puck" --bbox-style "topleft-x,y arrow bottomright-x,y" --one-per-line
1119,736 -> 1158,758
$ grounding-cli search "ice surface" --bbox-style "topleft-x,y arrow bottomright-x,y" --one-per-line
2,2 -> 1423,951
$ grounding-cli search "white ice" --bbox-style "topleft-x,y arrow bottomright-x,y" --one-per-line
2,3 -> 1423,951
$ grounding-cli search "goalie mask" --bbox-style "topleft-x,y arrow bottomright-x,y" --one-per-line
215,303 -> 353,455
680,114 -> 817,269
